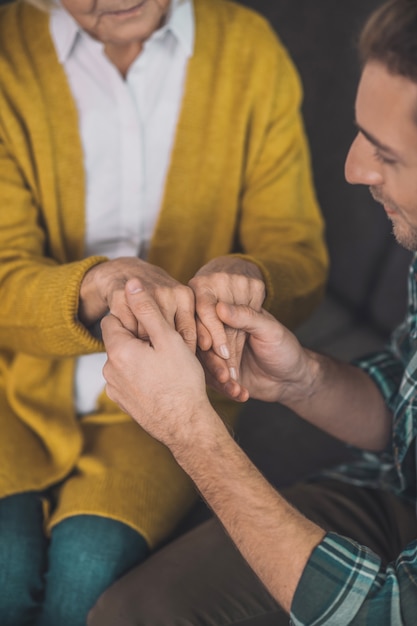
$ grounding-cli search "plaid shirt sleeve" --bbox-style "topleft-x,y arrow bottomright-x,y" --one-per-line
290,532 -> 417,625
290,258 -> 417,623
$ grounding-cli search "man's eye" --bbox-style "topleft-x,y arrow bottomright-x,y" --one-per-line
373,149 -> 396,165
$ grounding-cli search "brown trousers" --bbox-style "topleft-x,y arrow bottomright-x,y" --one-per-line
88,479 -> 417,626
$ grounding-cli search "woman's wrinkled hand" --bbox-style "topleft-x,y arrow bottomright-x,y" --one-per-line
78,257 -> 197,351
188,256 -> 266,393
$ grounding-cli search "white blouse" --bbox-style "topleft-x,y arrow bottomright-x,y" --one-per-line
50,0 -> 194,414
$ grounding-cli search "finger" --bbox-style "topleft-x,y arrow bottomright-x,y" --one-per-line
223,379 -> 250,403
197,301 -> 241,382
197,349 -> 248,402
174,292 -> 197,353
100,317 -> 144,413
223,326 -> 247,382
139,283 -> 196,351
116,306 -> 144,338
216,301 -> 276,340
196,318 -> 213,352
198,347 -> 231,386
195,293 -> 230,360
124,279 -> 174,350
101,312 -> 138,352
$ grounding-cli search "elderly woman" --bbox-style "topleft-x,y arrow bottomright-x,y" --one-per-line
0,0 -> 328,624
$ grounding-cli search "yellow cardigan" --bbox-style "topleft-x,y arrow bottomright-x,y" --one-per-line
0,0 -> 328,545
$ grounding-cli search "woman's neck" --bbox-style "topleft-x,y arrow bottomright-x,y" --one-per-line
104,41 -> 143,78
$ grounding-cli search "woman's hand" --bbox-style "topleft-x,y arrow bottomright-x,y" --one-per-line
79,257 -> 197,351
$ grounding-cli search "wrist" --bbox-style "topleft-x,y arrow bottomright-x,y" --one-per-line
78,263 -> 108,326
279,348 -> 321,408
170,404 -> 230,470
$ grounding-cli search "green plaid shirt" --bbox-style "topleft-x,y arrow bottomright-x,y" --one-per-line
290,256 -> 417,625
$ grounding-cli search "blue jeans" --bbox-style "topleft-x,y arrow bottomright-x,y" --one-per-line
0,492 -> 149,626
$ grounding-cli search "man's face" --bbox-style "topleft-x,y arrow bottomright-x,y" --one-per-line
60,0 -> 171,47
345,61 -> 417,251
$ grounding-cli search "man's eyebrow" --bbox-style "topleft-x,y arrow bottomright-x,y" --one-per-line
355,122 -> 403,160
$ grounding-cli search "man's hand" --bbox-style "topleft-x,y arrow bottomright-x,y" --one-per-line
188,256 -> 266,389
101,282 -> 326,619
101,279 -> 215,450
208,301 -> 314,404
213,301 -> 392,453
79,257 -> 197,352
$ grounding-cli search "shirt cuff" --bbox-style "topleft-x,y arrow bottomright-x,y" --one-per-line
290,532 -> 381,626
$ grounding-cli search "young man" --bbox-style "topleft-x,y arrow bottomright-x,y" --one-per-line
90,0 -> 417,623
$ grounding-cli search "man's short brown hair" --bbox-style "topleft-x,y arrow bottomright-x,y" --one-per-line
360,0 -> 417,82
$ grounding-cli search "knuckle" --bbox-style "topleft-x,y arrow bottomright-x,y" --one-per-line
180,327 -> 197,345
133,299 -> 158,317
253,279 -> 266,300
178,284 -> 195,303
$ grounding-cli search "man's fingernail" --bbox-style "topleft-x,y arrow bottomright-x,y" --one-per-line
229,367 -> 238,380
220,344 -> 230,359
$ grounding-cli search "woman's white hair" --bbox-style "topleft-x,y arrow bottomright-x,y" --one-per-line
20,0 -> 57,11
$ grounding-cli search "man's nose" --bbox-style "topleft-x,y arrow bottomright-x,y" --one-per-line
344,133 -> 384,186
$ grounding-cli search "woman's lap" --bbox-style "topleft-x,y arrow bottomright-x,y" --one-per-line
0,492 -> 148,626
